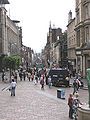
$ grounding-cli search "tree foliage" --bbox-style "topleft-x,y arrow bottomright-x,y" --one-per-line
2,55 -> 21,70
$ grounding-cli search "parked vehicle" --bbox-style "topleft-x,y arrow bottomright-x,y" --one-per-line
46,68 -> 69,87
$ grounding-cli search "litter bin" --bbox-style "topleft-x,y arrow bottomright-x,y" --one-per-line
57,89 -> 65,99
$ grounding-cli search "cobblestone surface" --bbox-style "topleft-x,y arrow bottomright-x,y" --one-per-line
0,78 -> 88,120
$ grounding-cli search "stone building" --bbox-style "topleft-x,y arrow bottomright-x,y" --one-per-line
0,0 -> 22,56
44,22 -> 67,68
67,0 -> 90,77
21,45 -> 33,69
44,23 -> 63,68
67,10 -> 76,73
75,0 -> 90,77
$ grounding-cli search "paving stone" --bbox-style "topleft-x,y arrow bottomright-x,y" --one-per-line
0,79 -> 88,120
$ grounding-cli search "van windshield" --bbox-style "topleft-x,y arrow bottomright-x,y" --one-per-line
49,69 -> 69,77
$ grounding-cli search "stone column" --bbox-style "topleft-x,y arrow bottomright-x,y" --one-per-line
82,55 -> 86,78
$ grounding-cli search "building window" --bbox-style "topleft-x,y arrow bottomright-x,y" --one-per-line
77,12 -> 80,24
85,26 -> 89,42
85,5 -> 89,19
69,37 -> 71,45
76,7 -> 80,24
77,30 -> 80,47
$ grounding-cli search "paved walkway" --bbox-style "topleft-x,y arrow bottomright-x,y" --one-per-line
0,79 -> 89,120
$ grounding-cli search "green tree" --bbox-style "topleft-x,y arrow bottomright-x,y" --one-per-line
2,55 -> 21,82
2,55 -> 21,70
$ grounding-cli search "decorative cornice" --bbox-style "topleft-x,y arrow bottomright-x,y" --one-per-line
83,0 -> 90,6
83,18 -> 90,25
74,22 -> 84,30
67,18 -> 75,27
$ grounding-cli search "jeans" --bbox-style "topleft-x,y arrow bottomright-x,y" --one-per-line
69,106 -> 73,119
11,87 -> 15,96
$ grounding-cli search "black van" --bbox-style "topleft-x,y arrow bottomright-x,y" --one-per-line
46,68 -> 69,87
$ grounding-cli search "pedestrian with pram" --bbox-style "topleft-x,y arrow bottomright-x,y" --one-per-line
72,92 -> 82,120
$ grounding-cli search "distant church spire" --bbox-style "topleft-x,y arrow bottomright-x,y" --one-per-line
49,21 -> 51,28
0,0 -> 10,4
68,10 -> 72,23
49,21 -> 52,32
0,0 -> 10,7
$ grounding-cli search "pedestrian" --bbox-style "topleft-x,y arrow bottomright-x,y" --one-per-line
48,76 -> 52,88
73,79 -> 78,95
76,78 -> 81,90
40,75 -> 44,89
10,79 -> 17,96
72,92 -> 82,119
35,75 -> 38,84
2,72 -> 5,81
23,71 -> 26,81
14,72 -> 17,83
70,71 -> 72,78
28,72 -> 31,81
68,93 -> 74,119
19,71 -> 22,81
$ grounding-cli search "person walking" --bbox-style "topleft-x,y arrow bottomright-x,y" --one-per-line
40,75 -> 44,90
68,93 -> 74,119
34,74 -> 38,85
72,92 -> 82,119
19,71 -> 22,81
23,71 -> 26,81
73,79 -> 78,95
2,71 -> 5,82
14,72 -> 17,83
10,79 -> 17,96
28,72 -> 31,81
48,76 -> 52,88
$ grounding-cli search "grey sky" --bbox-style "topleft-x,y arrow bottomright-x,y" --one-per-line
6,0 -> 75,53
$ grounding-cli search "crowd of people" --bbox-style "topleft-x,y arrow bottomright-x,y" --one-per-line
1,67 -> 51,96
1,67 -> 85,119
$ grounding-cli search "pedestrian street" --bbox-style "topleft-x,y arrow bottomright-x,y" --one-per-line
0,80 -> 88,120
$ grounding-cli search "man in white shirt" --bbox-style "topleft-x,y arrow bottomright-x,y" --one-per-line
10,79 -> 17,96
